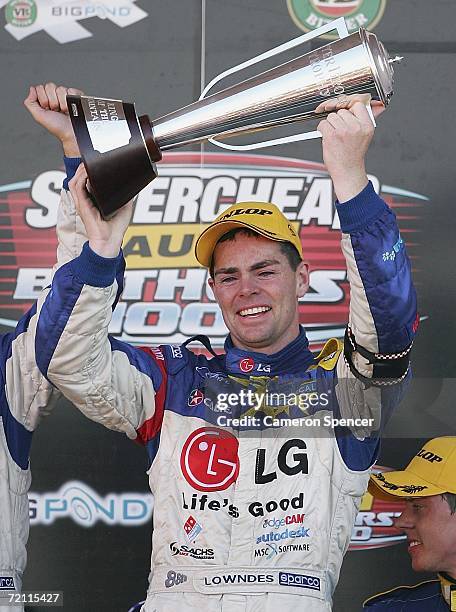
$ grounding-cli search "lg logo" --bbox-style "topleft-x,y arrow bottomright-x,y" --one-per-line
239,357 -> 254,373
255,440 -> 308,484
180,428 -> 239,492
238,358 -> 271,373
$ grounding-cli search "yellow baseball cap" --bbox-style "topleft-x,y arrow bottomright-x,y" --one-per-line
369,437 -> 456,501
195,201 -> 303,268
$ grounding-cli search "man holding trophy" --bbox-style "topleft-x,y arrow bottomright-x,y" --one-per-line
26,24 -> 416,612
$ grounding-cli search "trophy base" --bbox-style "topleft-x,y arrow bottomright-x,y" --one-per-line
67,95 -> 162,218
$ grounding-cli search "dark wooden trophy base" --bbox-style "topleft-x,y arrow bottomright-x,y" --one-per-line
67,95 -> 162,218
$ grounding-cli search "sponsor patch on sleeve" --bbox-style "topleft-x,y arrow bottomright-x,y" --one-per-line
278,572 -> 320,591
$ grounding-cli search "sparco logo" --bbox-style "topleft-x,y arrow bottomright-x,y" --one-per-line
0,577 -> 15,590
2,0 -> 148,44
180,428 -> 239,492
287,0 -> 386,39
169,542 -> 214,560
0,152 -> 425,350
279,572 -> 320,591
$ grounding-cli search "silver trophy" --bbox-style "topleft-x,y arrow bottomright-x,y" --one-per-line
67,18 -> 401,217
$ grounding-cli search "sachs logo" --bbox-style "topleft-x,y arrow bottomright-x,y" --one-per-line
287,0 -> 387,39
349,466 -> 407,551
0,151 -> 426,350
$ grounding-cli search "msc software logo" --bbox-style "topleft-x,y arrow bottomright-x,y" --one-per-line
0,151 -> 426,350
29,481 -> 153,527
287,0 -> 386,38
2,0 -> 148,44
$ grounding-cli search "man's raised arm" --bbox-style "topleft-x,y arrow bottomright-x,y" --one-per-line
34,161 -> 166,444
317,100 -> 417,382
315,100 -> 417,468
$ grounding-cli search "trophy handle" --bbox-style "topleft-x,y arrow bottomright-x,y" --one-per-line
207,104 -> 376,152
199,18 -> 376,151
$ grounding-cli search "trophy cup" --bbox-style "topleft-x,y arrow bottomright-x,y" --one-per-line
67,18 -> 401,217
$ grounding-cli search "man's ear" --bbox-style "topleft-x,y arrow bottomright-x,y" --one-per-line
208,275 -> 216,299
296,261 -> 310,299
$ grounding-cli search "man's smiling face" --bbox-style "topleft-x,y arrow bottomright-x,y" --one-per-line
394,495 -> 456,576
208,231 -> 309,354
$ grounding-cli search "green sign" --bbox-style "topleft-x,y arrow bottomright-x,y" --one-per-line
287,0 -> 386,39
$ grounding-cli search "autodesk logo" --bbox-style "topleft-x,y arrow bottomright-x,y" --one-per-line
2,0 -> 148,44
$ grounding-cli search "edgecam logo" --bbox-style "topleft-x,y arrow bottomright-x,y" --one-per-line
287,0 -> 386,39
262,513 -> 306,529
279,572 -> 320,591
2,0 -> 148,44
239,357 -> 255,373
180,428 -> 239,492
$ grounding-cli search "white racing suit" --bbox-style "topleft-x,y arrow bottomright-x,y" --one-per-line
35,175 -> 417,611
0,164 -> 87,611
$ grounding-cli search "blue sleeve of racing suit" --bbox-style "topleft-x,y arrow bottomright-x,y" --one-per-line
334,182 -> 417,471
35,242 -> 165,442
0,309 -> 37,469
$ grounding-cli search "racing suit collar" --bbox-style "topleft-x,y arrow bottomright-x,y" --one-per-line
224,326 -> 314,376
438,572 -> 456,609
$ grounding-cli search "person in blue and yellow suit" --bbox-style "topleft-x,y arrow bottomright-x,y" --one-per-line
364,437 -> 456,611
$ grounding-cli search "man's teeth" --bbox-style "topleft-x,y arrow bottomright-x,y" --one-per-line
409,541 -> 422,548
239,306 -> 271,316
